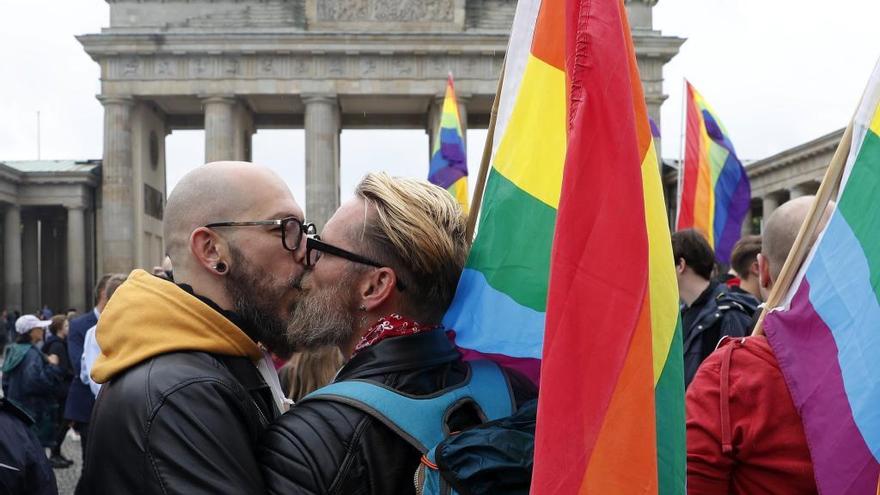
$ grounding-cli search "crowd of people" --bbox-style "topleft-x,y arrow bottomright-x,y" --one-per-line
0,160 -> 826,494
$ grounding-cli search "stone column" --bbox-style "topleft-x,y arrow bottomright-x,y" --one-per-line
741,204 -> 753,236
762,194 -> 781,231
3,205 -> 22,311
21,215 -> 39,312
789,184 -> 809,199
304,95 -> 341,229
66,206 -> 87,312
99,96 -> 135,274
204,96 -> 237,162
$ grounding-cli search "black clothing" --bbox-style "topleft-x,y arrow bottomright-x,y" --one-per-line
80,352 -> 278,494
682,280 -> 758,386
258,328 -> 537,495
0,398 -> 57,495
78,271 -> 279,495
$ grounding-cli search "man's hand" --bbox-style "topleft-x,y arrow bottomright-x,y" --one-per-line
47,354 -> 60,366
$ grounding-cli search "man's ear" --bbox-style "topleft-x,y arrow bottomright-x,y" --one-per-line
676,257 -> 686,275
190,227 -> 228,275
757,253 -> 771,289
749,259 -> 760,279
358,267 -> 398,312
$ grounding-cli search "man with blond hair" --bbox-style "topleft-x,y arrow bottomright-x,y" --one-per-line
258,173 -> 535,494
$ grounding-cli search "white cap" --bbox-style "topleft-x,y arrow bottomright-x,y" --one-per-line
15,315 -> 52,335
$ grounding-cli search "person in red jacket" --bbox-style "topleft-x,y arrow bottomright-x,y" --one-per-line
686,196 -> 832,494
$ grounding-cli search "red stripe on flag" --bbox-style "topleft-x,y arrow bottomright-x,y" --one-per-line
677,83 -> 700,230
532,0 -> 651,492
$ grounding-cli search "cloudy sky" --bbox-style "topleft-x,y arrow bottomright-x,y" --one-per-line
2,0 -> 880,207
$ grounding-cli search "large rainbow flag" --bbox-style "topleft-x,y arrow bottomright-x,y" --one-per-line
676,82 -> 751,264
763,58 -> 880,494
428,74 -> 469,213
443,0 -> 685,493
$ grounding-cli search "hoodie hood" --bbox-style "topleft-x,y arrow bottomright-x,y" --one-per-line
91,269 -> 262,383
1,344 -> 32,374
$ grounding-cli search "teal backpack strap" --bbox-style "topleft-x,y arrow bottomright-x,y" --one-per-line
300,360 -> 515,454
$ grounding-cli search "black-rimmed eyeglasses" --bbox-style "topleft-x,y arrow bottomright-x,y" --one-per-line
204,217 -> 316,252
306,236 -> 406,290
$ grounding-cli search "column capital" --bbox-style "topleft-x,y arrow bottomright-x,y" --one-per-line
64,204 -> 87,211
301,93 -> 338,105
201,95 -> 237,105
96,95 -> 135,107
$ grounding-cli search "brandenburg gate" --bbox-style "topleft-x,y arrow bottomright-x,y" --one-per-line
79,0 -> 681,273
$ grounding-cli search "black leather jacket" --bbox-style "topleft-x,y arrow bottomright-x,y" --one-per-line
258,329 -> 537,495
78,352 -> 277,494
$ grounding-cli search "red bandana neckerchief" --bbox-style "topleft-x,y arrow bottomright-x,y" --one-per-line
352,314 -> 441,357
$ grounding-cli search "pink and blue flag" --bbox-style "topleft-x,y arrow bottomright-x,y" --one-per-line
429,74 -> 469,213
763,58 -> 880,494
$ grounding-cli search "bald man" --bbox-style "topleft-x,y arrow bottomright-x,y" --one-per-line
79,162 -> 312,494
686,196 -> 831,495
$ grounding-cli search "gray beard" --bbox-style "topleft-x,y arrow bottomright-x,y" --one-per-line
224,246 -> 300,356
285,270 -> 359,351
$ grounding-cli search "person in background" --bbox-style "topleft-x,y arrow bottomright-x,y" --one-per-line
40,305 -> 53,321
80,275 -> 128,397
278,347 -> 344,403
686,196 -> 829,494
729,235 -> 763,301
0,397 -> 58,495
65,309 -> 78,320
64,274 -> 113,471
42,316 -> 73,468
672,229 -> 757,386
1,315 -> 64,455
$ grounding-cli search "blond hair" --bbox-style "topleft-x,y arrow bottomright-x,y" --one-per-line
355,172 -> 468,322
281,347 -> 343,402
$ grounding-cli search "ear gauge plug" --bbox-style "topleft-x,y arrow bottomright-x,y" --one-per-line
215,262 -> 227,274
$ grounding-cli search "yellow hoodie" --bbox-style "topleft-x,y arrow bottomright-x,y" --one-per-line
91,269 -> 263,383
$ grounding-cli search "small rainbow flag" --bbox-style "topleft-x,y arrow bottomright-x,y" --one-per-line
763,57 -> 880,494
428,74 -> 469,213
443,0 -> 685,493
677,82 -> 751,264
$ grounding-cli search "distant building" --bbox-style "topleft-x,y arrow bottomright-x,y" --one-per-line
1,160 -> 100,313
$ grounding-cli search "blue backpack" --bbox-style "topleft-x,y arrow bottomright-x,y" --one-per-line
301,360 -> 515,495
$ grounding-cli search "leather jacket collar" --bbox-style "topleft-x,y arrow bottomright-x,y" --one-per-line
337,328 -> 460,381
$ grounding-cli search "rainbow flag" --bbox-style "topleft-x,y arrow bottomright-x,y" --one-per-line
763,58 -> 880,494
428,74 -> 469,213
443,0 -> 685,492
533,0 -> 684,492
676,82 -> 751,264
441,0 -> 565,384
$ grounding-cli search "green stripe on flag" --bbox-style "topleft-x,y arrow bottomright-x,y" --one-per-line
467,168 -> 557,312
838,128 -> 880,304
655,317 -> 686,495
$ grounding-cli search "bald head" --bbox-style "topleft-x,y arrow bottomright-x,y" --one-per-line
762,195 -> 833,281
163,161 -> 297,275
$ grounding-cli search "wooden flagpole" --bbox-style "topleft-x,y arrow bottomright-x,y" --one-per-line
752,122 -> 853,336
465,58 -> 506,241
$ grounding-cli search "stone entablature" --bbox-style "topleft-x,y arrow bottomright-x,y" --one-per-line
747,128 -> 841,200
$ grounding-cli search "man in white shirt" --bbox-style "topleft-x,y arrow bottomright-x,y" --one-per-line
80,275 -> 127,397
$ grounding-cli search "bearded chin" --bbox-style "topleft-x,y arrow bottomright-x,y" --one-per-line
286,273 -> 359,351
224,247 -> 297,357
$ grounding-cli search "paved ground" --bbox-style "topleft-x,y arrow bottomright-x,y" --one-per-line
53,430 -> 83,495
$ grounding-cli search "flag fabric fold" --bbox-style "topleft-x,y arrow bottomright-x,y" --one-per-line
763,58 -> 880,495
676,82 -> 751,264
428,74 -> 469,213
444,0 -> 685,493
532,0 -> 684,492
